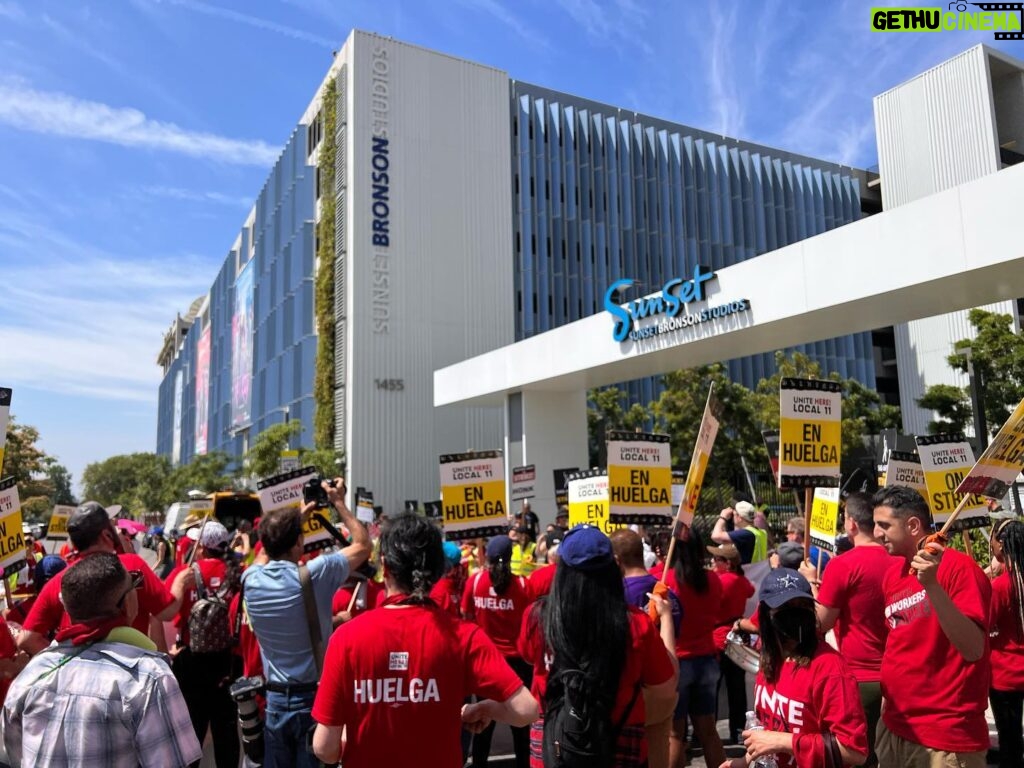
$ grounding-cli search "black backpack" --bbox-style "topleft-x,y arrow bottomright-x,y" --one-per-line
542,668 -> 641,768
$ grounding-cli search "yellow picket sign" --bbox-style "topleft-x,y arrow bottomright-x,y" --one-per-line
567,472 -> 621,536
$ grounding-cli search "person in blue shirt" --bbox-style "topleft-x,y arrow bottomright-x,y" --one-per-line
243,479 -> 370,768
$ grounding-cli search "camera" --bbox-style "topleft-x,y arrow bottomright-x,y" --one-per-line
302,476 -> 339,509
229,675 -> 266,764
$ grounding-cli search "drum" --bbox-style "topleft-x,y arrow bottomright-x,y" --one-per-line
724,630 -> 760,674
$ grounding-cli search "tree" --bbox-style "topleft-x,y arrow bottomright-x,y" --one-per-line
46,463 -> 76,506
586,387 -> 647,467
244,421 -> 345,481
2,415 -> 56,523
245,421 -> 303,480
81,453 -> 173,515
649,364 -> 765,475
917,384 -> 972,435
750,351 -> 898,472
163,451 -> 236,501
947,309 -> 1024,436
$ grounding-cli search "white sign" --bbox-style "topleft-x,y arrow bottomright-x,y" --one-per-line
0,388 -> 11,474
257,466 -> 334,552
511,465 -> 536,503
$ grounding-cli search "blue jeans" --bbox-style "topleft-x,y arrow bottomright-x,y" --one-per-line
264,689 -> 320,768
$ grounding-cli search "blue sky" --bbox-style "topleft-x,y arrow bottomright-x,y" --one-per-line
1,0 -> 1021,492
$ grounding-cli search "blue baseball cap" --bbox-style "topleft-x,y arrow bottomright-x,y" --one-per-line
442,541 -> 462,567
486,535 -> 513,562
559,525 -> 614,571
758,567 -> 813,609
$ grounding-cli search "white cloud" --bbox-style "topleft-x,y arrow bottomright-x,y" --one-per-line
454,0 -> 550,49
156,0 -> 337,49
554,0 -> 651,58
0,208 -> 216,404
0,78 -> 280,166
138,185 -> 253,208
705,4 -> 745,138
0,2 -> 24,21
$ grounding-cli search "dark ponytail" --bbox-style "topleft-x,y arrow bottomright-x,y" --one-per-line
995,519 -> 1024,638
489,554 -> 512,595
671,526 -> 709,594
379,513 -> 446,604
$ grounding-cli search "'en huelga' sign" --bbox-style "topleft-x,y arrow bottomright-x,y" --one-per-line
439,451 -> 507,539
606,432 -> 673,525
778,378 -> 841,489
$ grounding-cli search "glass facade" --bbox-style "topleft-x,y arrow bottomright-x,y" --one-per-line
157,126 -> 318,465
511,82 -> 876,407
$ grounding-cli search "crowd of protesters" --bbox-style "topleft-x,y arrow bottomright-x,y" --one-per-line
0,482 -> 1018,768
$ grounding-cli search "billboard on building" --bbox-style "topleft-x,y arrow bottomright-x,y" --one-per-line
231,261 -> 255,428
172,369 -> 183,466
194,325 -> 211,455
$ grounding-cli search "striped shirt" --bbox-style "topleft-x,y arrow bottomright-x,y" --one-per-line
2,639 -> 202,768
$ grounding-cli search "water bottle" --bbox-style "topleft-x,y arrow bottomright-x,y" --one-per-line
744,711 -> 779,768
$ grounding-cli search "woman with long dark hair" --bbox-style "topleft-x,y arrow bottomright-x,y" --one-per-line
518,524 -> 678,768
665,527 -> 726,768
311,513 -> 537,768
720,568 -> 867,768
462,535 -> 535,767
990,519 -> 1024,768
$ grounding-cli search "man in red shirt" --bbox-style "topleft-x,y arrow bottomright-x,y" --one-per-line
17,502 -> 189,656
310,513 -> 537,768
873,486 -> 991,768
800,491 -> 898,767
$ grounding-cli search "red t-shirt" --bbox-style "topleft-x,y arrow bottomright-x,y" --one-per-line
649,561 -> 665,580
815,545 -> 897,683
714,571 -> 754,651
428,571 -> 465,618
164,558 -> 227,647
665,568 -> 723,658
528,564 -> 556,599
517,605 -> 674,734
753,645 -> 868,768
989,570 -> 1024,692
461,570 -> 531,658
228,591 -> 263,679
175,536 -> 192,567
0,618 -> 18,704
880,549 -> 991,752
311,602 -> 523,768
332,579 -> 383,619
24,552 -> 174,638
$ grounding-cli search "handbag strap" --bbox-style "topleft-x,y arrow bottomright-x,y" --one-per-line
298,564 -> 325,677
823,730 -> 843,768
192,563 -> 207,600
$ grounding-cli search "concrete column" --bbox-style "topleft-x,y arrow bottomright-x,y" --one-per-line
505,389 -> 589,528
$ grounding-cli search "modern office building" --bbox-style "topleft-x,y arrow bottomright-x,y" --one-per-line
873,45 -> 1024,436
157,31 -> 1017,513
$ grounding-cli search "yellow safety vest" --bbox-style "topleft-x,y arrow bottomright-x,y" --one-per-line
750,526 -> 768,563
511,542 -> 538,577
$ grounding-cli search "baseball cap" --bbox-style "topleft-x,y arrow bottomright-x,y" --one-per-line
759,567 -> 812,608
36,555 -> 67,588
775,541 -> 804,570
187,520 -> 231,549
67,502 -> 115,543
486,535 -> 513,562
706,543 -> 740,561
734,501 -> 756,522
559,525 -> 614,571
442,541 -> 462,568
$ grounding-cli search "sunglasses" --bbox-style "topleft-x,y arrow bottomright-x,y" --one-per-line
116,570 -> 144,608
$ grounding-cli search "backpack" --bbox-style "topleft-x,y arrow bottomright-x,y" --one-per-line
187,562 -> 235,654
542,668 -> 641,768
